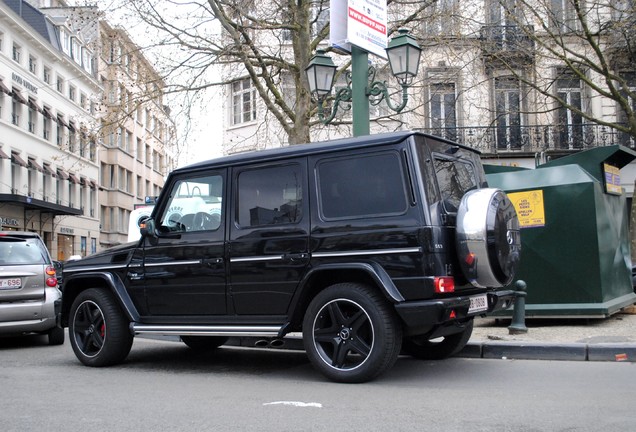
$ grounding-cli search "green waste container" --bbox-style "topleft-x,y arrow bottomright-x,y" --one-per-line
485,145 -> 636,318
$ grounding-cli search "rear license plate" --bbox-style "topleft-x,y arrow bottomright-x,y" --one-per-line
468,294 -> 488,314
0,278 -> 22,289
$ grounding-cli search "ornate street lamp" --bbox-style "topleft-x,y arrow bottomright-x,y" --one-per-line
306,29 -> 422,136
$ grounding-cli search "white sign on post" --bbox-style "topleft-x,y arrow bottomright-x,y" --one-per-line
329,0 -> 388,59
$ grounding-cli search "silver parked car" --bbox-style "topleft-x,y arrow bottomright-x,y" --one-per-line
0,231 -> 64,345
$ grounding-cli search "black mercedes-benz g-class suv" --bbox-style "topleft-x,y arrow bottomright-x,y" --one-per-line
61,131 -> 520,382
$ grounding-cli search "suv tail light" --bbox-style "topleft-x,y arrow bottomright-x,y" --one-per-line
45,266 -> 58,287
434,276 -> 454,293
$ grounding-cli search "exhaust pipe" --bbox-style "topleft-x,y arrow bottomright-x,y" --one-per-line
254,338 -> 286,348
254,339 -> 270,348
269,339 -> 285,348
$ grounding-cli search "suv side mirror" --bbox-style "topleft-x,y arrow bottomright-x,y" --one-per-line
139,217 -> 155,238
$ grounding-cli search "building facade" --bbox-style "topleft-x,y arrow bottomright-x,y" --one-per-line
0,0 -> 100,260
96,22 -> 176,247
0,0 -> 177,256
219,0 -> 636,193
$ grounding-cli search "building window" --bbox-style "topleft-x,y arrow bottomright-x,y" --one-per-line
137,138 -> 143,161
57,76 -> 64,93
43,115 -> 51,141
555,69 -> 583,149
429,82 -> 457,142
232,78 -> 257,125
29,55 -> 37,74
43,66 -> 51,84
69,85 -> 76,101
494,76 -> 522,149
11,99 -> 20,126
28,107 -> 36,133
12,43 -> 21,63
550,0 -> 580,33
424,0 -> 460,35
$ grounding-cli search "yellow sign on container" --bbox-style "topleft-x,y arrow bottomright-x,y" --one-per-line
508,190 -> 545,228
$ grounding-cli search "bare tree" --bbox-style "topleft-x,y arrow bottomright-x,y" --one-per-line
484,0 -> 636,142
99,0 -> 435,146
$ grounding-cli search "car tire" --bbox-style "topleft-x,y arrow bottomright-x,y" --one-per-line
47,326 -> 65,346
402,319 -> 474,360
303,283 -> 402,383
181,336 -> 228,350
69,288 -> 133,367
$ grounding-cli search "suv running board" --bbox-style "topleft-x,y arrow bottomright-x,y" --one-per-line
131,324 -> 283,337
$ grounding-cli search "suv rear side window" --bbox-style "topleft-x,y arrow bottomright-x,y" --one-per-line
317,152 -> 408,220
237,164 -> 303,227
0,237 -> 49,265
433,155 -> 478,212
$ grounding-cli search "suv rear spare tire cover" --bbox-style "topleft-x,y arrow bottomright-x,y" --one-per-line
456,188 -> 521,288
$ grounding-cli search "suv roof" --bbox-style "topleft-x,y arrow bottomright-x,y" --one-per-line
179,130 -> 479,173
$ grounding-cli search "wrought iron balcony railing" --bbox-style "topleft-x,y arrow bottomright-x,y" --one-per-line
416,124 -> 635,155
480,25 -> 535,63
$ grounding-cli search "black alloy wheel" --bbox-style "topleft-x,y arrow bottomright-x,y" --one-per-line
69,288 -> 133,367
303,283 -> 402,383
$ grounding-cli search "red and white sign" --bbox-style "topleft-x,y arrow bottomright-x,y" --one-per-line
330,0 -> 388,59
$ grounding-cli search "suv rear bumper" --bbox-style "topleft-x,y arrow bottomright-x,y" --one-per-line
394,289 -> 516,329
0,287 -> 62,335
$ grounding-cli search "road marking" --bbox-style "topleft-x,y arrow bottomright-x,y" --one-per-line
263,401 -> 322,408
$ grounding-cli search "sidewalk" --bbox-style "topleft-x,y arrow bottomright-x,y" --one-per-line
460,310 -> 636,362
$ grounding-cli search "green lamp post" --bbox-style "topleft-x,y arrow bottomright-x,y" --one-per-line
305,29 -> 422,137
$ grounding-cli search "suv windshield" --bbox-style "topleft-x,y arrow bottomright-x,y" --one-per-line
0,237 -> 49,265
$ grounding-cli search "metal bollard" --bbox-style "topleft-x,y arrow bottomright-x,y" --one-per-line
508,280 -> 528,335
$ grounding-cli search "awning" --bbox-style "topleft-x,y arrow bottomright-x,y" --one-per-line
28,158 -> 43,172
0,147 -> 9,160
67,121 -> 77,132
0,194 -> 82,217
57,115 -> 69,127
56,168 -> 69,180
12,88 -> 27,105
42,106 -> 55,119
68,173 -> 80,184
11,152 -> 27,167
80,177 -> 87,186
0,79 -> 11,95
28,97 -> 42,112
43,164 -> 57,177
89,179 -> 98,189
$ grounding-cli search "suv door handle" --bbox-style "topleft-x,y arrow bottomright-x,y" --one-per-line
201,258 -> 224,267
284,253 -> 309,262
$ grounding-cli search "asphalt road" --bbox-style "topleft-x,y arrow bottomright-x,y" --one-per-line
1,334 -> 634,431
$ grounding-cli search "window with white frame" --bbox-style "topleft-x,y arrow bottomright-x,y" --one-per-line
43,115 -> 51,141
429,82 -> 458,142
43,66 -> 51,84
232,78 -> 257,125
550,0 -> 580,33
57,75 -> 64,93
29,55 -> 37,74
555,68 -> 584,149
12,99 -> 20,126
494,76 -> 523,149
69,85 -> 76,102
424,0 -> 460,35
12,43 -> 21,63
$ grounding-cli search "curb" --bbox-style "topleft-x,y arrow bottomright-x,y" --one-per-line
459,341 -> 636,362
225,337 -> 636,362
